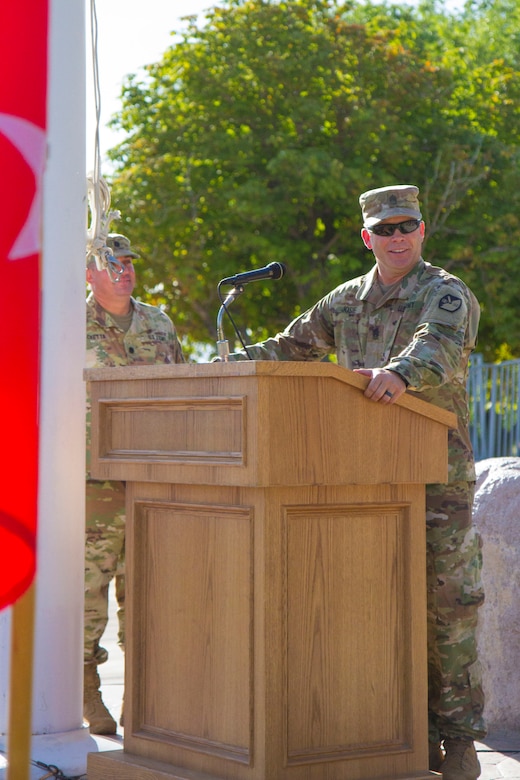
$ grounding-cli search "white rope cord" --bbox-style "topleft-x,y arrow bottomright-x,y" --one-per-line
86,0 -> 122,280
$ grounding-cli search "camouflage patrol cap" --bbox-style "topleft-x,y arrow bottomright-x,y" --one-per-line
106,233 -> 139,259
359,185 -> 422,227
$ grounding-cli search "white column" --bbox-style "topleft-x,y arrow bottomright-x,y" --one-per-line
0,0 -> 120,774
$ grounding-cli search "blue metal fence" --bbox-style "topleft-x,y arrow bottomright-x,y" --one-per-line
467,355 -> 520,460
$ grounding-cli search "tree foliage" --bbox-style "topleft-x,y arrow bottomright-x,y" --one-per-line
107,0 -> 520,360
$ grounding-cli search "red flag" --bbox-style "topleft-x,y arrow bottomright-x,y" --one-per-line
0,1 -> 48,609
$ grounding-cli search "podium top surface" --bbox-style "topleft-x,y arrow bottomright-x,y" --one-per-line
86,360 -> 458,486
85,359 -> 456,430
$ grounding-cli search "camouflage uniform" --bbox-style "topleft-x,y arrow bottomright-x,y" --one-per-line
85,293 -> 185,666
229,256 -> 486,741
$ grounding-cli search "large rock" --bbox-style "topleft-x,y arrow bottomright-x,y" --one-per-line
473,456 -> 520,732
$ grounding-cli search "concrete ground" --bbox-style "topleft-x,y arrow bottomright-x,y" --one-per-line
1,584 -> 519,779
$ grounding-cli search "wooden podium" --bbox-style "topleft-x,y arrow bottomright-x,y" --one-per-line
85,362 -> 455,780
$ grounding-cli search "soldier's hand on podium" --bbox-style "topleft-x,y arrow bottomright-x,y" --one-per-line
353,367 -> 407,404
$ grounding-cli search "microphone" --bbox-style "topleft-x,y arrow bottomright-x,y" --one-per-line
220,262 -> 286,286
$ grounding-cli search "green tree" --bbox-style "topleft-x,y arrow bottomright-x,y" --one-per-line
108,0 -> 520,359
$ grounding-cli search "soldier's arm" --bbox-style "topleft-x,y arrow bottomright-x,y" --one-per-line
228,295 -> 336,362
385,281 -> 474,391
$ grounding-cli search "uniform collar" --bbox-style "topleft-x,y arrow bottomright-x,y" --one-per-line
357,258 -> 425,302
87,293 -> 136,326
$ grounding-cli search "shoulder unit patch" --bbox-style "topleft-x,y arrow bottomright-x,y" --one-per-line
438,294 -> 462,312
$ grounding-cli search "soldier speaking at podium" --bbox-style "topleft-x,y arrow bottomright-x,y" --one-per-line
224,185 -> 486,780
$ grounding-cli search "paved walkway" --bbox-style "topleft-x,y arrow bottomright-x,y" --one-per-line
476,734 -> 520,780
1,585 -> 520,778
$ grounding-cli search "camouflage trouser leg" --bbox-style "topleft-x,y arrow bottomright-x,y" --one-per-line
115,565 -> 125,651
426,481 -> 486,742
85,479 -> 126,665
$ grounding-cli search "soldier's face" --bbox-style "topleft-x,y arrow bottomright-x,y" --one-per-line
361,216 -> 425,285
87,256 -> 136,299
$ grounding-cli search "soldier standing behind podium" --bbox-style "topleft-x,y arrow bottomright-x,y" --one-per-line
222,185 -> 486,780
85,233 -> 185,734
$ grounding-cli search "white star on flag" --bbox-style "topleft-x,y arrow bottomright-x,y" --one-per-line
0,112 -> 46,260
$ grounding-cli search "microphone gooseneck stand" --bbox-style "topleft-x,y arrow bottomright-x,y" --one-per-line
216,285 -> 244,362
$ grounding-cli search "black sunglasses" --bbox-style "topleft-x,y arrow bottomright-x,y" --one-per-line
369,219 -> 421,237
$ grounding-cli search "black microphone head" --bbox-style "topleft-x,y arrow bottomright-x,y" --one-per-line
269,262 -> 286,280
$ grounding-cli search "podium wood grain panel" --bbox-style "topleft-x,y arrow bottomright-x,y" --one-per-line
109,484 -> 430,780
131,501 -> 253,760
284,504 -> 412,762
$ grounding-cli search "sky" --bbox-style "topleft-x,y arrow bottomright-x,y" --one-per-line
85,0 -> 220,170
